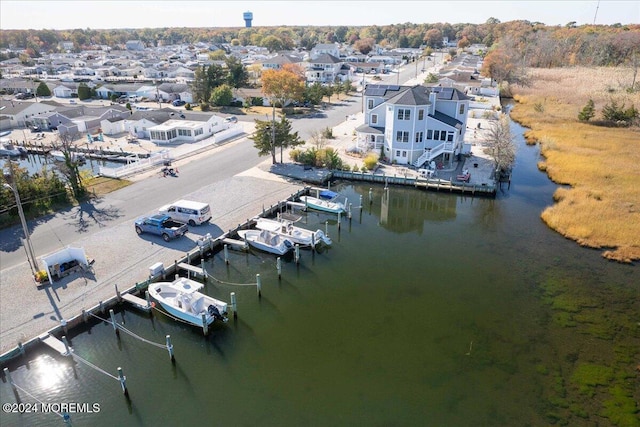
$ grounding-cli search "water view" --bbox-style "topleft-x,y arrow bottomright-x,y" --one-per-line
1,119 -> 638,426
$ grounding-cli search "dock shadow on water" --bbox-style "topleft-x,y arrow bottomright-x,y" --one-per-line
1,125 -> 638,426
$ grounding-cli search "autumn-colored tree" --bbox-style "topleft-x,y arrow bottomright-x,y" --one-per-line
354,38 -> 375,55
261,68 -> 305,108
424,29 -> 443,49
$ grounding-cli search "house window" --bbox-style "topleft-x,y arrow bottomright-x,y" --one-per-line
395,150 -> 401,156
447,132 -> 454,142
459,104 -> 465,115
415,131 -> 423,143
396,131 -> 409,143
433,130 -> 440,140
368,99 -> 374,109
427,130 -> 433,139
418,109 -> 424,120
440,131 -> 446,141
397,108 -> 410,120
402,150 -> 407,157
371,114 -> 378,124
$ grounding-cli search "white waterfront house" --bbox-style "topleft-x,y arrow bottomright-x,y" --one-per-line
356,84 -> 469,168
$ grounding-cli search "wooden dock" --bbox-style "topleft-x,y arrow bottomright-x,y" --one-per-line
121,293 -> 151,312
221,238 -> 249,251
177,262 -> 207,278
331,170 -> 496,197
40,334 -> 69,356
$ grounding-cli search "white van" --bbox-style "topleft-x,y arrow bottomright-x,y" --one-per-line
158,200 -> 211,226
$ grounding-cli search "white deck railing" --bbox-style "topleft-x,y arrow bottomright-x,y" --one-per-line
99,150 -> 172,178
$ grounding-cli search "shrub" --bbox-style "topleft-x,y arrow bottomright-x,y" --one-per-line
322,127 -> 334,139
363,153 -> 378,170
185,103 -> 192,110
200,102 -> 210,112
578,99 -> 595,122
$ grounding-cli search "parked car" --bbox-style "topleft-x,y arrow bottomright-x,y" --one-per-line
172,99 -> 186,106
158,200 -> 212,226
224,116 -> 238,123
134,214 -> 188,242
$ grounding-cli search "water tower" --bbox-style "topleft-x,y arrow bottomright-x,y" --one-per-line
243,11 -> 253,27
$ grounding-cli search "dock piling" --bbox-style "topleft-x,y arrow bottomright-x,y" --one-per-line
61,336 -> 71,357
109,309 -> 119,337
277,257 -> 282,279
61,319 -> 68,335
224,244 -> 229,265
166,335 -> 175,363
256,274 -> 262,298
201,313 -> 208,336
230,292 -> 237,319
294,244 -> 300,264
115,284 -> 122,302
117,367 -> 128,396
3,367 -> 18,400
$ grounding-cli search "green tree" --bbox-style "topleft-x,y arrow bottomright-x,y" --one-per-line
36,81 -> 51,97
77,83 -> 91,100
341,79 -> 353,97
304,82 -> 324,106
225,56 -> 248,89
578,99 -> 595,122
261,35 -> 283,52
208,49 -> 227,60
209,84 -> 233,106
250,116 -> 303,164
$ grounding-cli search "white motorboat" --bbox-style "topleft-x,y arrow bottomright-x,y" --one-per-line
0,140 -> 25,157
50,150 -> 85,162
299,195 -> 346,214
148,277 -> 228,327
255,217 -> 332,247
237,229 -> 294,255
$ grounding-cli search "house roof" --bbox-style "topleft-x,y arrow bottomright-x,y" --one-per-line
429,110 -> 463,129
355,124 -> 384,134
364,84 -> 409,99
129,108 -> 213,123
426,86 -> 469,101
386,85 -> 431,106
157,83 -> 189,93
308,53 -> 342,64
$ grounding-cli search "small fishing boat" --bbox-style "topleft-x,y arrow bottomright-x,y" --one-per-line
148,277 -> 228,327
50,150 -> 86,163
0,141 -> 24,157
299,195 -> 346,214
255,217 -> 332,247
237,229 -> 294,255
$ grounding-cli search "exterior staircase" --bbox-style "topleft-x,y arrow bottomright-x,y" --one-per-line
413,142 -> 452,168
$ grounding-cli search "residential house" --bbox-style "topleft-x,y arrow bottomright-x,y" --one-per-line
260,53 -> 304,71
356,84 -> 469,168
125,40 -> 146,51
121,108 -> 225,143
0,99 -> 59,130
305,54 -> 344,84
310,43 -> 340,60
53,82 -> 78,98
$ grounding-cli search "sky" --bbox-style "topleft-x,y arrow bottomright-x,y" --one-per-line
1,0 -> 638,30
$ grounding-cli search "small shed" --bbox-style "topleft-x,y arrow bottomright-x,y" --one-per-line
41,246 -> 91,285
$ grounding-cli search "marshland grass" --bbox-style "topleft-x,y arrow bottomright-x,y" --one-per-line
510,67 -> 640,263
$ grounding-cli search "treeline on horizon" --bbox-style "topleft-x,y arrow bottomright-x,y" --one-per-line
1,19 -> 639,68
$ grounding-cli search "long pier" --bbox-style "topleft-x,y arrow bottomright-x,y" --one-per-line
330,170 -> 496,197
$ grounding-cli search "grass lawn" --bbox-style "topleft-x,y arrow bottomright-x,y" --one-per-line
510,67 -> 640,263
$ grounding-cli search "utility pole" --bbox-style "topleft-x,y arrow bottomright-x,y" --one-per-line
3,161 -> 38,276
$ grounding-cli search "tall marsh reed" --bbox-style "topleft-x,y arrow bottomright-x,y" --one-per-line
510,67 -> 640,262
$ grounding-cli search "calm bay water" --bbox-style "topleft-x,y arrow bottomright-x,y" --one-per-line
1,118 -> 638,427
0,153 -> 121,176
